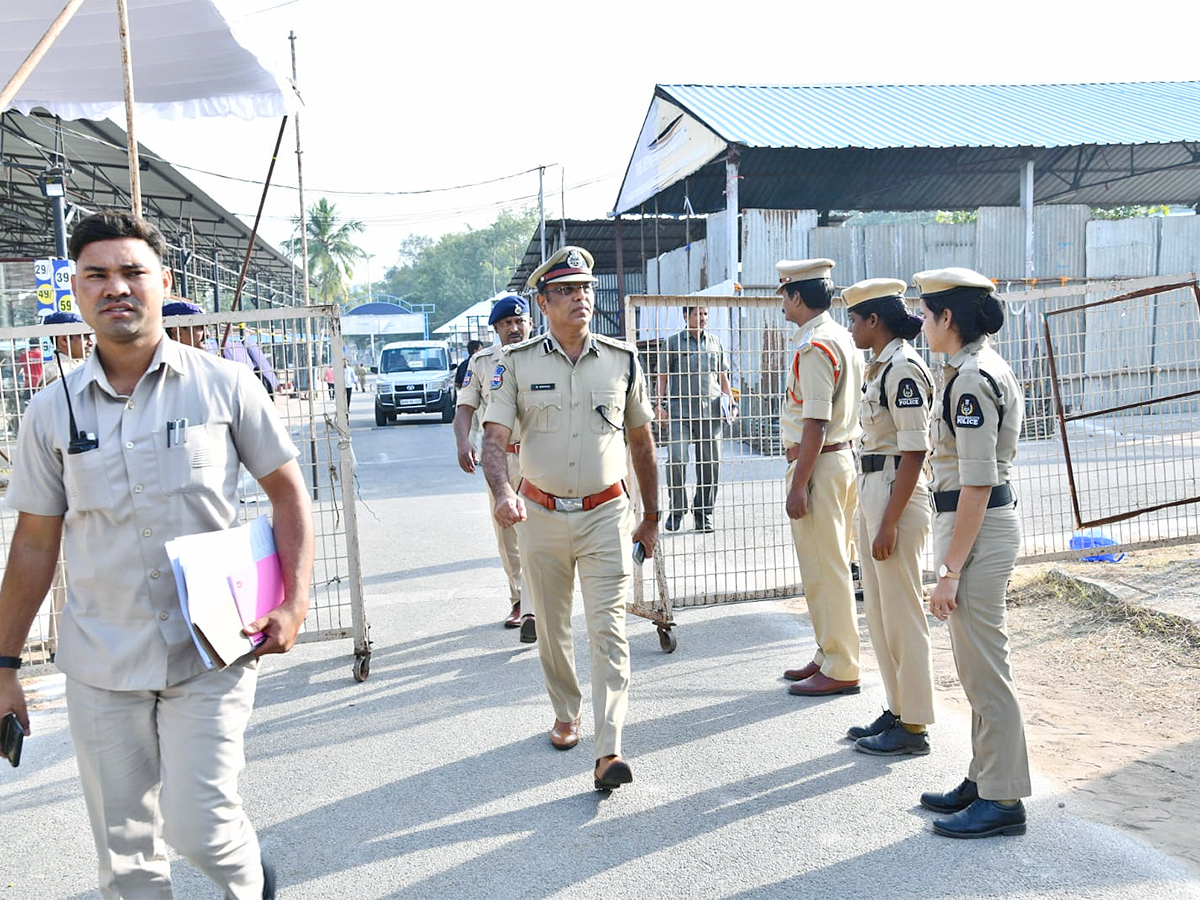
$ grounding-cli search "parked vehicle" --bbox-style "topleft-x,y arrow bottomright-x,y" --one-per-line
373,340 -> 457,425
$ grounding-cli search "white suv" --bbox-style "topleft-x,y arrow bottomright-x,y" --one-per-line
373,340 -> 457,425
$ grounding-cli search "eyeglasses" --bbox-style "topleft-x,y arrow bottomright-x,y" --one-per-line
547,283 -> 594,298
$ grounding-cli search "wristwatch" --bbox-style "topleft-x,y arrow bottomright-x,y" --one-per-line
937,563 -> 961,580
0,655 -> 22,670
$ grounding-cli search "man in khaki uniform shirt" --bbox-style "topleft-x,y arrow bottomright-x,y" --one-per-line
482,246 -> 659,791
776,259 -> 865,697
454,294 -> 535,640
0,210 -> 314,899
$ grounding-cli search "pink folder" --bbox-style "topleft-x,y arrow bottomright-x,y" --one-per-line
227,554 -> 285,647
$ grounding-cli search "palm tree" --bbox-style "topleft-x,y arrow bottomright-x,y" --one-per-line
283,198 -> 366,306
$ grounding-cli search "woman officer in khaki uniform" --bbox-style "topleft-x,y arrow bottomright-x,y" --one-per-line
915,267 -> 1031,839
842,279 -> 936,756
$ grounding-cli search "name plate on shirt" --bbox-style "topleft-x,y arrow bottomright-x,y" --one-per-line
531,383 -> 556,391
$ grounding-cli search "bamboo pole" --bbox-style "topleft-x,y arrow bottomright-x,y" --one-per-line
0,0 -> 88,112
115,0 -> 141,214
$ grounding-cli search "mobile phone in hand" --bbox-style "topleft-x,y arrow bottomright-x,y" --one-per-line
632,541 -> 646,565
1,712 -> 23,768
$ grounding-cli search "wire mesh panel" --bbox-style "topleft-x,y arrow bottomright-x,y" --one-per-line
2,306 -> 371,681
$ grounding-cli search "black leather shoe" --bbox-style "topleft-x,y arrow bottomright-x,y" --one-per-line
694,517 -> 714,534
519,614 -> 537,644
854,722 -> 930,756
847,709 -> 897,740
933,799 -> 1026,838
665,512 -> 684,532
594,755 -> 634,791
920,778 -> 979,814
262,855 -> 276,900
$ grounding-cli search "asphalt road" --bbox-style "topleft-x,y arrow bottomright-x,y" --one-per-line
3,391 -> 1198,899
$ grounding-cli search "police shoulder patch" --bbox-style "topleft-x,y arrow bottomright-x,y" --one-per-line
955,393 -> 983,428
491,364 -> 505,390
894,377 -> 923,408
462,369 -> 473,388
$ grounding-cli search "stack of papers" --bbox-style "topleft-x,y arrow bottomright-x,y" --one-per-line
165,517 -> 285,669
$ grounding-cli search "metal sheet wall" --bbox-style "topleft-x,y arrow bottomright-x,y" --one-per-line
863,223 -> 925,281
740,208 -> 817,289
1158,215 -> 1200,274
1086,218 -> 1160,278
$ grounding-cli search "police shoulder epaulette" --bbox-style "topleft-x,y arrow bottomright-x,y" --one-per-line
501,334 -> 542,355
594,332 -> 635,354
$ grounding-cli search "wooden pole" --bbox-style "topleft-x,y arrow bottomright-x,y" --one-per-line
0,0 -> 88,112
115,0 -> 141,215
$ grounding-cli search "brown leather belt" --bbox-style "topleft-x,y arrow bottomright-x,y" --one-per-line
520,479 -> 625,513
785,441 -> 851,462
507,443 -> 520,454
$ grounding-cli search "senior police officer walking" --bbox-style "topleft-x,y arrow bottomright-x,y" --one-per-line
482,246 -> 659,791
776,259 -> 866,698
0,210 -> 314,898
454,293 -> 536,641
656,306 -> 737,533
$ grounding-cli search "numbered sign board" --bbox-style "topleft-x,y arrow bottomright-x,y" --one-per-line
34,258 -> 75,318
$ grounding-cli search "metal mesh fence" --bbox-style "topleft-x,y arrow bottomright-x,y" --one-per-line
2,306 -> 371,679
626,277 -> 1200,634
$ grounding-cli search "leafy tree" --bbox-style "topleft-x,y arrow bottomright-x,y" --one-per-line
1090,205 -> 1170,220
378,208 -> 538,329
935,209 -> 978,225
282,197 -> 366,306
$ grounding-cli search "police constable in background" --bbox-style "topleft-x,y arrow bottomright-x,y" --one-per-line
454,294 -> 536,641
482,246 -> 659,791
776,259 -> 866,697
915,267 -> 1031,838
843,278 -> 936,755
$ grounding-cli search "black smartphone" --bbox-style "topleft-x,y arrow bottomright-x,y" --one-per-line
632,541 -> 646,565
1,712 -> 23,768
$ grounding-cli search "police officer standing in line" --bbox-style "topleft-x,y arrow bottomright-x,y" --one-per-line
40,310 -> 94,385
482,246 -> 659,791
655,306 -> 737,533
915,267 -> 1031,838
843,278 -> 936,754
454,294 -> 536,641
776,259 -> 866,697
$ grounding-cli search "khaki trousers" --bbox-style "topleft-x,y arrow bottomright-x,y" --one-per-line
933,504 -> 1032,800
485,451 -> 524,611
787,450 -> 860,681
66,661 -> 263,899
516,494 -> 633,759
857,468 -> 934,724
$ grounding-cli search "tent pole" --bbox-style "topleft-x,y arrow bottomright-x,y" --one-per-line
289,31 -> 310,307
115,0 -> 142,215
0,0 -> 87,112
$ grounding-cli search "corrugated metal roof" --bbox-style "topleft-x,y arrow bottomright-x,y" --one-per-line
661,82 -> 1200,150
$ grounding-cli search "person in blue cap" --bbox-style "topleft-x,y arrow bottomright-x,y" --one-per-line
454,294 -> 536,639
41,310 -> 93,385
162,298 -> 208,349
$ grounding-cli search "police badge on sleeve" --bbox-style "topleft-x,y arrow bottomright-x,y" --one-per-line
491,365 -> 505,389
955,393 -> 983,428
463,369 -> 473,388
895,377 -> 922,408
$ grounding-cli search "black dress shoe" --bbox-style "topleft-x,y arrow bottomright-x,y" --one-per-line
933,799 -> 1026,838
694,516 -> 714,534
854,722 -> 930,756
519,614 -> 537,644
847,709 -> 898,740
594,755 -> 634,791
920,777 -> 979,813
665,512 -> 684,532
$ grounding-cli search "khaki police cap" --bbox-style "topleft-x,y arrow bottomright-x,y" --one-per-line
527,246 -> 597,292
913,267 -> 995,296
776,258 -> 835,295
842,278 -> 908,311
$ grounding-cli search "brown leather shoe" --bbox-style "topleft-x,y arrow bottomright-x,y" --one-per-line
783,661 -> 819,682
550,717 -> 581,750
594,754 -> 633,790
788,670 -> 861,696
503,602 -> 522,628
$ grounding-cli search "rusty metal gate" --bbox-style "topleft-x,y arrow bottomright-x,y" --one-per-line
2,305 -> 373,681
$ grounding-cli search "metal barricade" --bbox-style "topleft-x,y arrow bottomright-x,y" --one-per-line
2,306 -> 373,682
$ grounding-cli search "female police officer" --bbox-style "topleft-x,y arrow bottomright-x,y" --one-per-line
914,267 -> 1031,838
842,279 -> 936,756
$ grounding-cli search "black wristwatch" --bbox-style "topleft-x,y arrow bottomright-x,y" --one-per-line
0,656 -> 22,670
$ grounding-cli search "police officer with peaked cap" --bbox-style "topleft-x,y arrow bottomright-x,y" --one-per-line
914,266 -> 1031,839
843,278 -> 936,755
481,246 -> 659,791
776,258 -> 866,698
454,293 -> 536,641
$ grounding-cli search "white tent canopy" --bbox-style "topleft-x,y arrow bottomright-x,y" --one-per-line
4,0 -> 298,121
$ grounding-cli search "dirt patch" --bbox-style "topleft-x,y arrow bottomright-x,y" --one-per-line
927,550 -> 1200,872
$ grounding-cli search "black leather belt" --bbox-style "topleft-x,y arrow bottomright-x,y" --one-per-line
933,483 -> 1015,513
860,454 -> 898,474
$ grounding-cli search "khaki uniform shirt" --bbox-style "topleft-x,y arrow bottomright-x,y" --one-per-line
40,351 -> 87,386
459,344 -> 520,444
7,337 -> 298,691
859,338 -> 933,455
484,331 -> 653,498
657,329 -> 728,420
780,311 -> 865,447
930,337 -> 1024,491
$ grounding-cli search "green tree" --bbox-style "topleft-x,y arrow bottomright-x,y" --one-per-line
282,197 -> 366,306
1090,205 -> 1170,220
378,208 -> 538,329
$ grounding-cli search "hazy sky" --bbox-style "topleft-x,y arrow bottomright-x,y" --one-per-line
130,0 -> 1199,280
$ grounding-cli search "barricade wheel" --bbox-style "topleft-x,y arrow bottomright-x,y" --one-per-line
353,653 -> 371,682
657,626 -> 677,654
